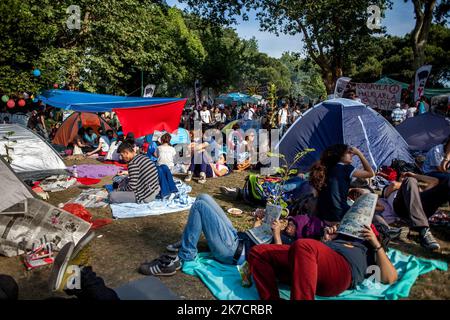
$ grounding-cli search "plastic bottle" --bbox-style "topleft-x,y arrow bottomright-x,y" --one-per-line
73,165 -> 78,178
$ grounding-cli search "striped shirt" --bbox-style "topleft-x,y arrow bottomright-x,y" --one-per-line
120,154 -> 159,202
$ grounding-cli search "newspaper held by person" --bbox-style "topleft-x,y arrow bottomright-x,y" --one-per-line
337,193 -> 378,240
245,204 -> 283,244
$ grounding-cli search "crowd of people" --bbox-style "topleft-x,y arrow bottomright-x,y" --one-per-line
0,90 -> 447,301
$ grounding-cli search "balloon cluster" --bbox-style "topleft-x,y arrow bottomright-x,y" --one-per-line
1,68 -> 47,108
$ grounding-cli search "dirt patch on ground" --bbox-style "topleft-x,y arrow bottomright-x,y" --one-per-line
1,159 -> 449,300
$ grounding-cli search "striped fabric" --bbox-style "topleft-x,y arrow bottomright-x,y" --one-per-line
120,154 -> 159,202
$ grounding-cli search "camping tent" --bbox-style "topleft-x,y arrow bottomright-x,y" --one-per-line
0,156 -> 34,213
37,90 -> 187,138
53,112 -> 114,146
276,98 -> 413,171
396,113 -> 450,152
0,124 -> 67,180
153,127 -> 190,145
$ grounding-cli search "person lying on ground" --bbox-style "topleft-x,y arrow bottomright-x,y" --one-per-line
422,135 -> 450,181
86,130 -> 115,157
185,133 -> 229,183
109,142 -> 160,204
248,224 -> 398,300
0,232 -> 120,301
371,172 -> 442,251
309,144 -> 375,225
138,194 -> 308,277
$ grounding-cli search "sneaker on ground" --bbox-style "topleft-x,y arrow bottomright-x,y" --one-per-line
184,171 -> 193,182
166,241 -> 182,253
48,242 -> 75,292
198,173 -> 207,184
420,228 -> 441,251
219,186 -> 239,199
139,255 -> 180,276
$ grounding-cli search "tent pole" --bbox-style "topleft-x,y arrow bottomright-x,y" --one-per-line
141,69 -> 144,97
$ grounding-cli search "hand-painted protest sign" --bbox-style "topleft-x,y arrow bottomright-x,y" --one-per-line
356,83 -> 402,110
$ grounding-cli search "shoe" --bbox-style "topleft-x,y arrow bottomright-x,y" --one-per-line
139,255 -> 181,276
167,193 -> 176,202
48,242 -> 75,292
184,171 -> 193,182
198,172 -> 207,184
219,186 -> 239,199
420,228 -> 441,251
166,241 -> 182,253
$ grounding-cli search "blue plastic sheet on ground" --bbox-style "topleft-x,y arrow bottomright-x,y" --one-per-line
182,249 -> 447,300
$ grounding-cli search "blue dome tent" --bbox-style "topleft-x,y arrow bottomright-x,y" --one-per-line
276,98 -> 413,171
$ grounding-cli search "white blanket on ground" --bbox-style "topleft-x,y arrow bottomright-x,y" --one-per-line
111,197 -> 195,219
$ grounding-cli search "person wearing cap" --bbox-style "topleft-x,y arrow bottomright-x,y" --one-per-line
391,103 -> 406,126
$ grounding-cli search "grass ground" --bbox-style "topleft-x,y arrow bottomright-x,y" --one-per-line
0,157 -> 449,300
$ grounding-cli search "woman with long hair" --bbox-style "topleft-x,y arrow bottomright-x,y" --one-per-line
309,144 -> 375,224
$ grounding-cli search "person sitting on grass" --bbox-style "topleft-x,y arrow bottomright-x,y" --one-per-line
105,133 -> 124,162
72,127 -> 94,155
248,224 -> 398,300
83,127 -> 98,148
109,142 -> 160,204
138,194 -> 308,277
156,133 -> 177,172
372,171 -> 443,251
86,130 -> 115,157
185,137 -> 229,184
309,144 -> 375,226
422,135 -> 450,181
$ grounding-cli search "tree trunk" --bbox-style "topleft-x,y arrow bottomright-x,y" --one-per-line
411,0 -> 437,70
322,69 -> 335,94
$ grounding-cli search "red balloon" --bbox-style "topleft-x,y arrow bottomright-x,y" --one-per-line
6,99 -> 15,108
53,83 -> 59,89
18,99 -> 26,107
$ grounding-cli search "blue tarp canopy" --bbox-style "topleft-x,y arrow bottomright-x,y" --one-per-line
37,89 -> 184,112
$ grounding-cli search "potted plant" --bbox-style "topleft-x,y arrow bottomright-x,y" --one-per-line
264,148 -> 315,217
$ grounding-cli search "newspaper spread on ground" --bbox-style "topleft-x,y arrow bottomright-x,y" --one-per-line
0,198 -> 91,257
337,193 -> 378,240
68,188 -> 109,208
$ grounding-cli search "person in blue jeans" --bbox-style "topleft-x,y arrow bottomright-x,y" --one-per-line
139,194 -> 303,276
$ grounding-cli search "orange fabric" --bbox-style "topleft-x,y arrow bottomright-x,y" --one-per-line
53,112 -> 114,146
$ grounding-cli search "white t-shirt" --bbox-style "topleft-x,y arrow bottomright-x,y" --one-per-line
278,109 -> 288,124
406,107 -> 417,118
200,110 -> 211,124
292,110 -> 302,121
157,145 -> 177,169
244,108 -> 255,121
423,144 -> 445,174
106,141 -> 122,161
99,136 -> 113,153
